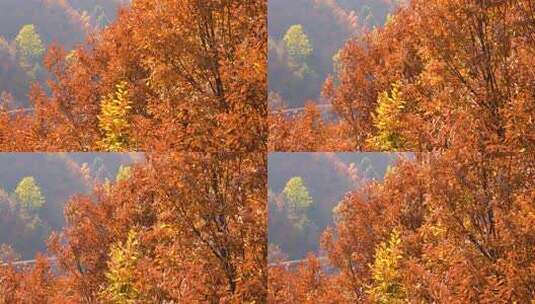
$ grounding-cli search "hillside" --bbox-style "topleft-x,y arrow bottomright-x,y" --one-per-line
268,153 -> 403,260
268,0 -> 397,107
0,0 -> 127,106
0,153 -> 139,259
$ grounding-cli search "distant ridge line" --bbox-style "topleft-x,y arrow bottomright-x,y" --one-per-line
5,108 -> 34,115
271,104 -> 332,115
1,257 -> 57,267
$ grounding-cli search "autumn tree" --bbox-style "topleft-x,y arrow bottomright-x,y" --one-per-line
44,152 -> 267,303
99,229 -> 142,303
0,255 -> 60,303
0,0 -> 267,152
367,229 -> 407,303
273,150 -> 535,303
97,81 -> 134,151
270,0 -> 535,152
268,254 -> 345,304
367,82 -> 410,151
269,103 -> 351,151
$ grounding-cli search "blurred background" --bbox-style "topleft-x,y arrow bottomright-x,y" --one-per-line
0,152 -> 141,260
268,152 -> 409,262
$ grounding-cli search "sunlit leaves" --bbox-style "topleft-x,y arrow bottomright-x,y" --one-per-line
0,0 -> 267,152
115,165 -> 131,182
100,229 -> 142,303
14,176 -> 44,210
367,229 -> 407,304
97,81 -> 134,152
368,82 -> 408,151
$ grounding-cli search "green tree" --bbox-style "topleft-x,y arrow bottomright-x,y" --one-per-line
368,229 -> 407,304
97,81 -> 134,151
100,229 -> 142,303
15,24 -> 45,79
283,177 -> 313,229
14,176 -> 44,211
359,157 -> 379,180
283,24 -> 313,70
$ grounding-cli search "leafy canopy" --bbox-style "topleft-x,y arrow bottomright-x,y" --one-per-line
15,24 -> 45,64
283,176 -> 313,211
115,165 -> 132,182
97,81 -> 134,152
368,82 -> 408,151
283,24 -> 313,66
100,229 -> 142,303
14,176 -> 44,210
368,229 -> 407,304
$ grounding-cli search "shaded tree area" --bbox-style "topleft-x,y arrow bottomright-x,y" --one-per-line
268,0 -> 397,107
0,0 -> 267,152
269,150 -> 535,303
0,0 -> 126,107
0,153 -> 138,260
268,153 -> 399,261
0,37 -> 33,106
68,0 -> 129,29
269,0 -> 535,153
0,24 -> 49,107
1,153 -> 267,303
0,0 -> 88,48
0,177 -> 49,261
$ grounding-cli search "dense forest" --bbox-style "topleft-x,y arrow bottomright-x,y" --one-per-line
269,151 -> 535,303
0,1 -> 268,302
269,0 -> 534,152
0,153 -> 138,260
268,0 -> 398,108
0,0 -> 127,106
268,153 -> 400,261
0,0 -> 266,152
1,153 -> 266,302
0,0 -> 533,303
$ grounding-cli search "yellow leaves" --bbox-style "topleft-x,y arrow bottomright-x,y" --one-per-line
100,229 -> 142,303
368,81 -> 409,151
367,229 -> 407,304
97,81 -> 134,152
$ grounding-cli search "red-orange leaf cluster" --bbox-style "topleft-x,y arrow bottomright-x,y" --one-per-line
269,0 -> 535,152
1,153 -> 266,303
0,0 -> 267,152
269,150 -> 535,303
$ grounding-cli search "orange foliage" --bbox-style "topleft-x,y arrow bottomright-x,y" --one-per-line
1,153 -> 266,303
269,150 -> 535,303
268,254 -> 346,304
0,0 -> 267,152
270,0 -> 535,152
269,103 -> 353,151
